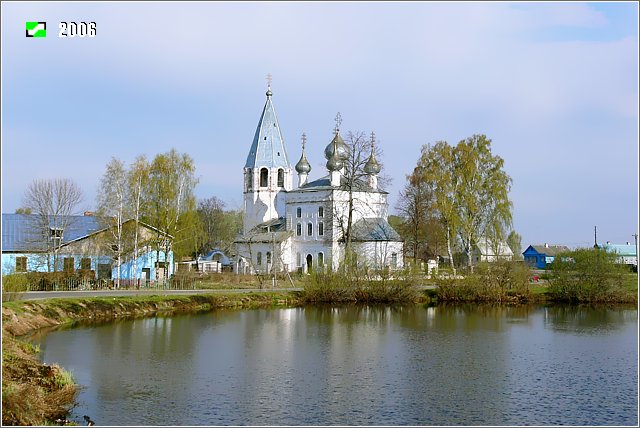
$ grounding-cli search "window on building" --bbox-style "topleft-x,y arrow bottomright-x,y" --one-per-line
296,223 -> 302,236
391,253 -> 398,268
16,257 -> 27,272
97,263 -> 112,280
318,206 -> 324,217
260,168 -> 269,187
277,169 -> 284,187
80,258 -> 91,270
266,252 -> 272,264
50,228 -> 63,247
63,257 -> 74,272
296,207 -> 302,218
307,223 -> 313,236
318,252 -> 324,267
257,252 -> 262,266
246,169 -> 252,191
318,222 -> 324,236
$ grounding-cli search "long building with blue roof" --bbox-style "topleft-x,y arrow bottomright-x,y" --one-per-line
2,213 -> 173,281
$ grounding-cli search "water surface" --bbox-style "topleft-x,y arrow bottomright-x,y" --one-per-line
33,304 -> 638,426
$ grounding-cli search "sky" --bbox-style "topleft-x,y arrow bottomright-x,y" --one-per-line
1,1 -> 638,250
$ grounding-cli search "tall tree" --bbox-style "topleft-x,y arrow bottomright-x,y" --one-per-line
127,155 -> 149,283
96,157 -> 128,287
415,141 -> 461,275
197,197 -> 242,255
336,129 -> 388,268
455,135 -> 512,271
395,168 -> 432,264
142,149 -> 198,279
507,230 -> 523,260
22,178 -> 83,272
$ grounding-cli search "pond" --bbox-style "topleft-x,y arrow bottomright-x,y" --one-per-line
32,304 -> 638,426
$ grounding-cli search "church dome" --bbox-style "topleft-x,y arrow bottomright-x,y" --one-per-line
295,151 -> 311,174
364,152 -> 381,175
324,132 -> 350,161
326,142 -> 344,172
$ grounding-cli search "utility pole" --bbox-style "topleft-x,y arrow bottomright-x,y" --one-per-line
593,226 -> 599,249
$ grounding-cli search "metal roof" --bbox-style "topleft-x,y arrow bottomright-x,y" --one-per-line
2,213 -> 104,252
294,175 -> 387,194
244,89 -> 291,170
197,249 -> 231,266
525,245 -> 571,256
351,217 -> 401,242
601,243 -> 636,257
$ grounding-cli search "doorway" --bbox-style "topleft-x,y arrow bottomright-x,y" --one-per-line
306,254 -> 313,274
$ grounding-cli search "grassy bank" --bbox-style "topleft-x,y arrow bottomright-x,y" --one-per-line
1,292 -> 298,425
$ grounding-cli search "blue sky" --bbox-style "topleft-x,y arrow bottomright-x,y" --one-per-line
2,2 -> 638,249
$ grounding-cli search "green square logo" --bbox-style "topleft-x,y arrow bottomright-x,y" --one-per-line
26,22 -> 46,37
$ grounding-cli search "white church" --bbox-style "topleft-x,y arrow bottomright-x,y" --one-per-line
235,85 -> 403,274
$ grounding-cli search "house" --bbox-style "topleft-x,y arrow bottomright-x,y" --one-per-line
234,85 -> 403,274
1,213 -> 173,281
197,249 -> 231,273
471,237 -> 514,264
522,244 -> 570,269
601,242 -> 637,268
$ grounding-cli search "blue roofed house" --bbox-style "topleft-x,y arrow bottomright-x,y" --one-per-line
2,213 -> 173,282
601,241 -> 637,268
522,244 -> 571,269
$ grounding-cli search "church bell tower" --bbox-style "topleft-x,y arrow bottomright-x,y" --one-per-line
243,81 -> 293,234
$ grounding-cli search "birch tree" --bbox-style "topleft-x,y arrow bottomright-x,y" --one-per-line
97,157 -> 128,287
22,178 -> 83,272
455,135 -> 512,271
415,141 -> 461,275
143,149 -> 198,279
127,155 -> 149,284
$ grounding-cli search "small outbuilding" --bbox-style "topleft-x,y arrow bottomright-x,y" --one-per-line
522,244 -> 570,269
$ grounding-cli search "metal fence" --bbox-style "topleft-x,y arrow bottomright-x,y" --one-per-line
25,277 -> 198,292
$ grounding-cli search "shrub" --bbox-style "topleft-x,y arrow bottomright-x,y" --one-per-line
1,274 -> 29,302
547,248 -> 636,303
299,268 -> 420,304
435,260 -> 531,303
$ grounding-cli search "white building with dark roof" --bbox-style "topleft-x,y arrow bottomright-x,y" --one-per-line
235,86 -> 403,274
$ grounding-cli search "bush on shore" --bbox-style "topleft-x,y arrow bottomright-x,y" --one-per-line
435,260 -> 531,303
547,248 -> 636,303
299,268 -> 421,304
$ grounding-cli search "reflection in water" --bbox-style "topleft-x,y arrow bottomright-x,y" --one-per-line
34,305 -> 637,426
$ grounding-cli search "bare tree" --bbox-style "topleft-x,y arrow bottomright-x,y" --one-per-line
396,168 -> 432,264
328,129 -> 390,271
22,178 -> 83,272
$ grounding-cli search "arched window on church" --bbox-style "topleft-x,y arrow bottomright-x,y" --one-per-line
277,169 -> 284,187
318,252 -> 324,267
260,168 -> 269,187
257,252 -> 262,266
246,169 -> 252,191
